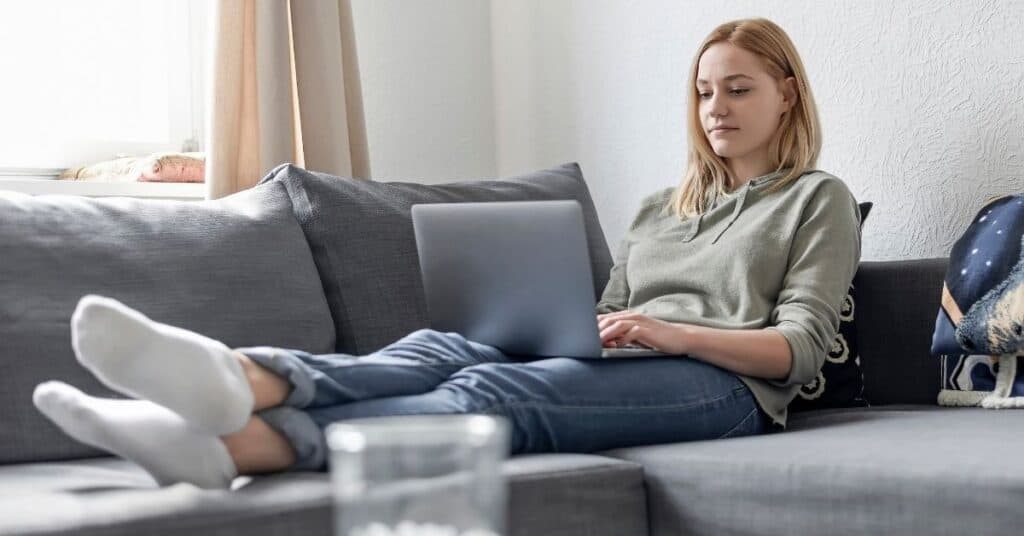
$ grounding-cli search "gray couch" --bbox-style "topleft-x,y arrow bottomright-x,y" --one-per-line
2,163 -> 1020,536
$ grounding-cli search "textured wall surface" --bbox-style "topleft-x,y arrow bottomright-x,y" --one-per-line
491,0 -> 1024,261
353,1 -> 1022,260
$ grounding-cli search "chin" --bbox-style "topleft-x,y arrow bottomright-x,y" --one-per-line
709,137 -> 758,159
709,142 -> 740,159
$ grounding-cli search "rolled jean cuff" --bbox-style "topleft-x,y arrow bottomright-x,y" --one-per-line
235,346 -> 316,408
256,406 -> 327,472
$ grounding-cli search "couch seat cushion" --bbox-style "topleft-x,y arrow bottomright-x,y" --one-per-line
605,405 -> 1024,536
0,453 -> 645,536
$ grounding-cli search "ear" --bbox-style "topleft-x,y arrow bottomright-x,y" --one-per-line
781,76 -> 798,112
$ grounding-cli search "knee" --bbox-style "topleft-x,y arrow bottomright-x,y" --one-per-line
444,363 -> 521,406
404,328 -> 461,342
388,328 -> 441,348
398,329 -> 480,353
403,328 -> 433,341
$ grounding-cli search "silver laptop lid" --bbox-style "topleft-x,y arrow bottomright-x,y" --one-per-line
411,200 -> 605,357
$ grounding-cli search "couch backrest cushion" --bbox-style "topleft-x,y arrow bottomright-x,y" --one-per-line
853,257 -> 949,404
263,162 -> 614,355
0,180 -> 335,464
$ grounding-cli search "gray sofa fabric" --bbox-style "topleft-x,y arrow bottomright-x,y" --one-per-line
0,454 -> 647,536
260,162 -> 614,355
0,181 -> 335,464
608,405 -> 1024,536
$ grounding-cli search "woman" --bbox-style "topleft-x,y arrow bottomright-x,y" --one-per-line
32,18 -> 861,489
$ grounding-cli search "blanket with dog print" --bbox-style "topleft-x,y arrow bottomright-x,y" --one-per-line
931,193 -> 1024,407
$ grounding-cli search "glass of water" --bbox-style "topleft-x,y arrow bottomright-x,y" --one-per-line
327,414 -> 510,536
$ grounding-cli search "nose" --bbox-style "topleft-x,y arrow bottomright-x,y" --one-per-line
706,92 -> 728,119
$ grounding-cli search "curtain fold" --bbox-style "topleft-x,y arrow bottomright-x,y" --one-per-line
205,0 -> 370,200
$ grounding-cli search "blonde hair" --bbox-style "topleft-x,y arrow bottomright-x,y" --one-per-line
668,18 -> 822,220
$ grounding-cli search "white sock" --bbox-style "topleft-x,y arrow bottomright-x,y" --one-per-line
33,381 -> 238,489
71,294 -> 254,435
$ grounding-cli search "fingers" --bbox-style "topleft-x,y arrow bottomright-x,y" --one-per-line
597,311 -> 655,348
599,319 -> 642,345
597,310 -> 641,330
598,310 -> 637,319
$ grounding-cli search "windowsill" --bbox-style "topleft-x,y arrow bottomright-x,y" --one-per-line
0,179 -> 205,200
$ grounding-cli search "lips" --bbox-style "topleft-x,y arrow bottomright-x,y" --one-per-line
709,126 -> 738,133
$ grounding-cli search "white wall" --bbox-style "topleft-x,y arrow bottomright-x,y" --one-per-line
351,0 -> 495,184
355,0 -> 1024,261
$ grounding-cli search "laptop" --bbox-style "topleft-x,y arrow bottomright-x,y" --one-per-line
411,200 -> 678,359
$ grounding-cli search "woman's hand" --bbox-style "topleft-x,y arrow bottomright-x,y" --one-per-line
596,310 -> 691,354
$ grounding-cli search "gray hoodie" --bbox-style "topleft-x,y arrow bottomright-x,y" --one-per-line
596,168 -> 863,428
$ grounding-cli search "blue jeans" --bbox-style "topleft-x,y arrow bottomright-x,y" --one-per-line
237,329 -> 772,471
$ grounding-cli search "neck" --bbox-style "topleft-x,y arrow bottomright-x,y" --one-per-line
725,152 -> 773,190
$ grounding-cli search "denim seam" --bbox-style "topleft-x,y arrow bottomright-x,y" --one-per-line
481,387 -> 744,414
716,406 -> 759,440
325,362 -> 470,369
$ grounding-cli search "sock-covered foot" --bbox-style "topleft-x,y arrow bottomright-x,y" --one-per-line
70,294 -> 254,435
32,381 -> 238,489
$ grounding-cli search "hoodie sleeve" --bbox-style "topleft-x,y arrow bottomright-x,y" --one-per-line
595,233 -> 632,314
764,178 -> 862,387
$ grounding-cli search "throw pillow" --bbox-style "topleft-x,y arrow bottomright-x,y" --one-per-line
262,162 -> 614,355
789,201 -> 873,412
58,152 -> 205,183
933,193 -> 1024,407
135,152 -> 205,182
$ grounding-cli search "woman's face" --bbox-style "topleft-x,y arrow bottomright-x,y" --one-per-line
696,42 -> 795,165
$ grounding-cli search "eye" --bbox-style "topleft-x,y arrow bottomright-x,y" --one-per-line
729,88 -> 750,96
698,92 -> 712,99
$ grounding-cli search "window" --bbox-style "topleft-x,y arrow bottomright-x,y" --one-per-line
0,0 -> 207,197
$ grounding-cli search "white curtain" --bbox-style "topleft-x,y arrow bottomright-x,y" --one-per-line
205,0 -> 371,199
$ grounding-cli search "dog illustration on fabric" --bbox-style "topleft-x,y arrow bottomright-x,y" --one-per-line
957,244 -> 1024,356
932,193 -> 1024,408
